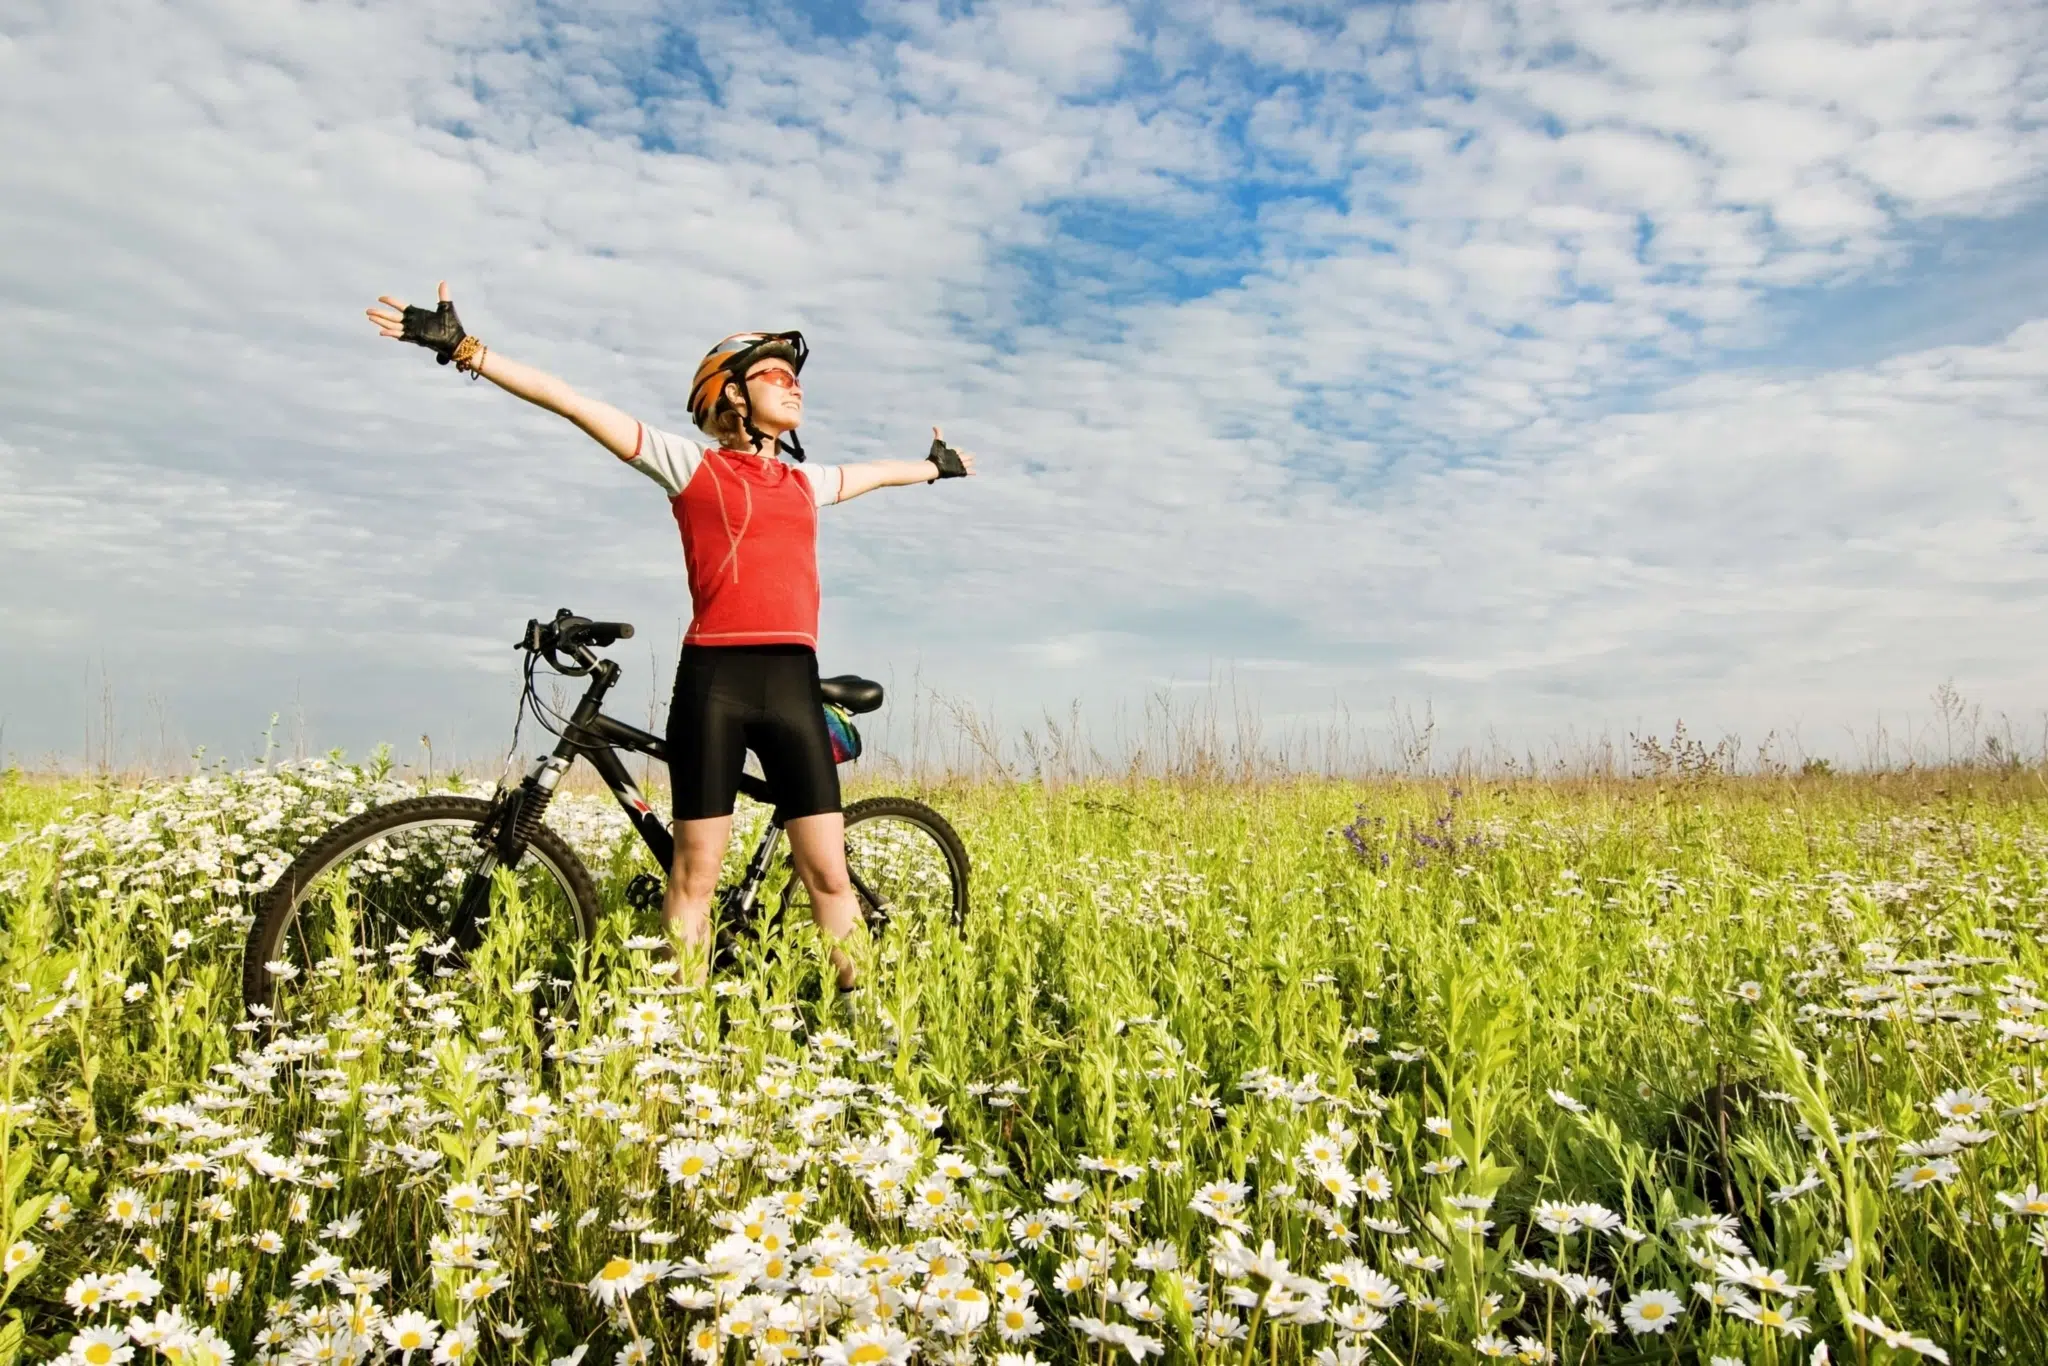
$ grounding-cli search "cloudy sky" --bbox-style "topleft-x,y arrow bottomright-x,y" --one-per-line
3,0 -> 2046,769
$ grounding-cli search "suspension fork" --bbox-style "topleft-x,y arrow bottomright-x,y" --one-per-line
451,661 -> 622,953
449,749 -> 569,954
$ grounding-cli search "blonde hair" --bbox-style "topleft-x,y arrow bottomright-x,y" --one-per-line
704,382 -> 752,450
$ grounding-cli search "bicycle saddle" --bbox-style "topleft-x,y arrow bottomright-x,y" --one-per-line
820,675 -> 884,714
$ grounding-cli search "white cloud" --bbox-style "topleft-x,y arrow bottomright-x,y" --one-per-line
2,0 -> 2045,765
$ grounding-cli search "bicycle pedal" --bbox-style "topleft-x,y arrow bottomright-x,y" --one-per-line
624,872 -> 665,913
710,934 -> 742,976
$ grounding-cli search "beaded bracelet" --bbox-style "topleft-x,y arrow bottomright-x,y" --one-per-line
451,335 -> 487,377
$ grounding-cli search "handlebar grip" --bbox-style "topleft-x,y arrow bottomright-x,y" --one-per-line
513,612 -> 635,658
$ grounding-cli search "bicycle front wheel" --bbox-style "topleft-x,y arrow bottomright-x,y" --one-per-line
240,795 -> 601,1022
781,795 -> 970,945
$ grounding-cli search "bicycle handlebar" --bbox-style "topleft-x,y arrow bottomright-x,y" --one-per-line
571,619 -> 635,648
517,609 -> 635,675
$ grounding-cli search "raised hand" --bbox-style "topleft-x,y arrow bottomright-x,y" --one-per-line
365,280 -> 466,363
928,425 -> 977,479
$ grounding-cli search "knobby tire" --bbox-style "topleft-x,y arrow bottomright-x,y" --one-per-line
240,794 -> 601,1015
779,794 -> 971,935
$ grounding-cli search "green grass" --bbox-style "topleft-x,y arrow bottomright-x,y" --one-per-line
2,762 -> 2045,1366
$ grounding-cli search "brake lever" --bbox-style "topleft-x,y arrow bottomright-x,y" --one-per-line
541,643 -> 592,677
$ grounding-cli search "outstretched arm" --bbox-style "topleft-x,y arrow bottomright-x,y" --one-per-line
833,426 -> 979,502
466,350 -> 640,461
365,281 -> 640,460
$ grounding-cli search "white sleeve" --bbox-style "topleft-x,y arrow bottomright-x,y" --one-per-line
799,464 -> 844,507
622,423 -> 705,496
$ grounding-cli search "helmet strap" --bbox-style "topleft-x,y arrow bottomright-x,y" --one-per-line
741,411 -> 771,453
728,379 -> 804,461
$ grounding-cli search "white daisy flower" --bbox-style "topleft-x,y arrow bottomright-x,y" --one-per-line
1845,1310 -> 1949,1362
1620,1289 -> 1682,1335
1892,1158 -> 1960,1192
1928,1088 -> 1994,1123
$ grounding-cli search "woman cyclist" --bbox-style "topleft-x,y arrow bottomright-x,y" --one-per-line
363,282 -> 976,988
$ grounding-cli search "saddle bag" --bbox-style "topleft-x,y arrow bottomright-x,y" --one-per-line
823,703 -> 862,765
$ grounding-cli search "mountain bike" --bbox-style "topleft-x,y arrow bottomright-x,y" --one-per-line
240,609 -> 970,1017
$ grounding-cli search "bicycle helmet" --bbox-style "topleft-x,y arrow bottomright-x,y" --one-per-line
689,330 -> 809,461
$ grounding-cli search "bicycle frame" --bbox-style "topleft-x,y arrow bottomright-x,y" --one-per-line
462,628 -> 903,960
494,657 -> 788,923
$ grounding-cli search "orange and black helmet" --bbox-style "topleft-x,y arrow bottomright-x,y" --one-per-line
689,330 -> 808,454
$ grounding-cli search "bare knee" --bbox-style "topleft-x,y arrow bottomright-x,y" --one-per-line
669,817 -> 732,903
670,858 -> 720,901
798,859 -> 852,900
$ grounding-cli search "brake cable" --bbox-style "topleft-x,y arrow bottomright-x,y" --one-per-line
494,643 -> 580,789
523,651 -> 579,742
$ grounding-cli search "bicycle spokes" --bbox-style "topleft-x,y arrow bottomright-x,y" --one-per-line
262,817 -> 589,1018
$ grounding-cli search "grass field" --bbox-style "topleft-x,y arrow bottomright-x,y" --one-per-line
1,760 -> 2045,1366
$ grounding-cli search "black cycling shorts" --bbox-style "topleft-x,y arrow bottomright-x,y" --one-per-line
667,644 -> 842,823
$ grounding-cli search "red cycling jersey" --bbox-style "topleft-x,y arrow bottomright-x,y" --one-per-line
623,423 -> 846,648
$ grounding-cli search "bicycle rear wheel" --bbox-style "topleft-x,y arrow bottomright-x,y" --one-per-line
241,795 -> 600,1023
780,795 -> 970,946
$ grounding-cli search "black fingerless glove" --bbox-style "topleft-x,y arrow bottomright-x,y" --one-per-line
400,300 -> 467,365
927,437 -> 967,480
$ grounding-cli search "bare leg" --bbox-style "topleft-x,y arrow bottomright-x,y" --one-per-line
664,815 -> 732,983
783,811 -> 867,989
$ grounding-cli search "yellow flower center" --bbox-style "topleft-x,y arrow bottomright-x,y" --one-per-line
85,1345 -> 114,1366
849,1347 -> 886,1365
599,1257 -> 633,1282
1640,1304 -> 1665,1320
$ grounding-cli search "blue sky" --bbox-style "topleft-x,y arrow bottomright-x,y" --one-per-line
3,0 -> 2046,770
